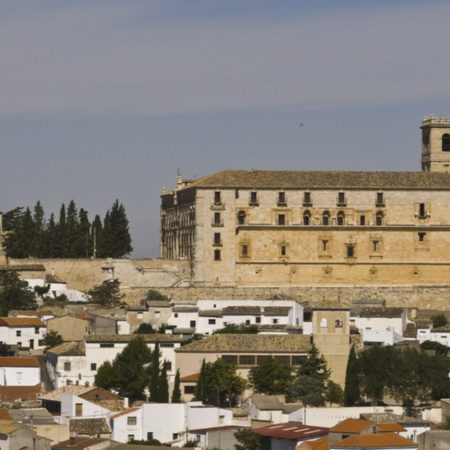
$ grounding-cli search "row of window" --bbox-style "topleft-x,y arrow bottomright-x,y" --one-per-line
16,328 -> 41,336
213,191 -> 387,207
221,354 -> 307,366
212,232 -> 429,261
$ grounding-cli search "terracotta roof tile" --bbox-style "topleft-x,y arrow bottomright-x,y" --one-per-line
377,423 -> 407,432
297,436 -> 329,450
331,418 -> 375,433
0,317 -> 45,327
333,433 -> 416,448
85,334 -> 181,343
253,422 -> 329,440
111,407 -> 141,419
0,357 -> 39,367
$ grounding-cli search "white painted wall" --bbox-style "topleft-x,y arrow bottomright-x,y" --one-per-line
60,393 -> 111,421
0,325 -> 46,349
0,366 -> 40,386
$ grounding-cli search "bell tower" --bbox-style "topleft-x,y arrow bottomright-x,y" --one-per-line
421,115 -> 450,173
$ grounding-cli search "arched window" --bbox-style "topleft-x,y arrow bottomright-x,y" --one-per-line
376,212 -> 383,226
323,211 -> 330,226
238,211 -> 246,225
303,211 -> 311,226
337,212 -> 345,226
443,133 -> 450,151
360,215 -> 366,226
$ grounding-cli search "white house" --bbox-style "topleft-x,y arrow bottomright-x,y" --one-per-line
0,357 -> 40,386
110,401 -> 248,445
0,317 -> 46,350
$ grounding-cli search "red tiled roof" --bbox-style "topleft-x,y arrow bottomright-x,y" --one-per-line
297,436 -> 329,450
377,423 -> 407,433
253,422 -> 329,440
333,433 -> 416,448
331,418 -> 375,433
180,373 -> 200,382
0,357 -> 39,367
0,317 -> 45,327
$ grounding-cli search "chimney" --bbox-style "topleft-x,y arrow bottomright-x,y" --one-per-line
123,397 -> 129,408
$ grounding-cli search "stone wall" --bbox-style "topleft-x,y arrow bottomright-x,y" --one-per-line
122,284 -> 450,310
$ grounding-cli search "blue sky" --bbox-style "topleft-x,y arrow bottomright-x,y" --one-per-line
1,0 -> 450,257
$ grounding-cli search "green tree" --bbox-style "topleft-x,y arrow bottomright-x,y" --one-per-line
33,200 -> 46,257
248,356 -> 292,395
0,271 -> 37,316
145,289 -> 169,301
88,279 -> 125,307
195,359 -> 207,403
234,428 -> 261,450
432,314 -> 448,328
55,203 -> 67,257
78,208 -> 91,258
344,345 -> 361,406
95,335 -> 152,401
102,200 -> 133,258
421,340 -> 449,356
43,330 -> 64,351
288,344 -> 331,406
326,381 -> 344,406
172,369 -> 182,403
157,362 -> 169,403
149,341 -> 160,402
91,214 -> 103,258
198,358 -> 246,407
134,323 -> 156,334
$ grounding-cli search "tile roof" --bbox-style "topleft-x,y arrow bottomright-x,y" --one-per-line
69,418 -> 111,435
297,436 -> 329,450
111,407 -> 141,420
332,433 -> 416,448
253,422 -> 329,440
0,409 -> 12,421
180,373 -> 200,383
45,274 -> 66,284
8,408 -> 54,425
85,334 -> 181,343
199,309 -> 223,317
181,169 -> 450,190
222,306 -> 291,315
358,307 -> 405,318
250,395 -> 302,413
0,317 -> 45,327
176,334 -> 311,353
172,306 -> 199,313
52,436 -> 110,449
0,423 -> 23,435
47,341 -> 85,357
0,264 -> 45,271
0,357 -> 39,367
190,425 -> 243,433
331,418 -> 375,433
377,423 -> 407,433
39,385 -> 95,401
9,310 -> 54,317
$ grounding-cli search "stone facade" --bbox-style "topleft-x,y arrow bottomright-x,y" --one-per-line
161,116 -> 450,289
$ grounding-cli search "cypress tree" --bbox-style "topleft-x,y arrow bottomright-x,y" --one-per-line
33,200 -> 46,257
91,215 -> 103,258
157,362 -> 169,403
102,200 -> 133,258
55,203 -> 67,257
195,359 -> 207,403
172,369 -> 182,403
149,341 -> 160,402
344,345 -> 361,406
66,200 -> 79,257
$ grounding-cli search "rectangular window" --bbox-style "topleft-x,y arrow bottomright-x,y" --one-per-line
373,240 -> 379,252
241,244 -> 249,257
164,361 -> 172,371
418,232 -> 426,242
35,327 -> 40,334
239,355 -> 256,365
245,319 -> 250,325
127,416 -> 137,426
278,214 -> 286,225
100,343 -> 114,348
272,318 -> 278,324
173,433 -> 179,440
222,355 -> 238,364
214,191 -> 221,204
303,191 -> 312,205
64,362 -> 71,371
274,356 -> 290,366
91,363 -> 97,371
190,320 -> 196,328
322,240 -> 328,252
278,192 -> 286,205
160,343 -> 174,347
214,212 -> 221,225
208,319 -> 216,325
338,192 -> 346,205
16,330 -> 21,337
376,192 -> 384,206
174,313 -> 178,318
214,249 -> 221,261
250,191 -> 258,205
155,311 -> 161,318
280,245 -> 287,256
128,435 -> 134,442
255,317 -> 261,324
419,203 -> 427,218
347,245 -> 355,257
75,403 -> 83,417
184,385 -> 195,394
214,233 -> 221,245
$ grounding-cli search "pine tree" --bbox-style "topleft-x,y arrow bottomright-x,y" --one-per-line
18,207 -> 36,257
43,213 -> 57,258
102,200 -> 133,258
172,369 -> 182,403
149,341 -> 160,402
344,345 -> 360,406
